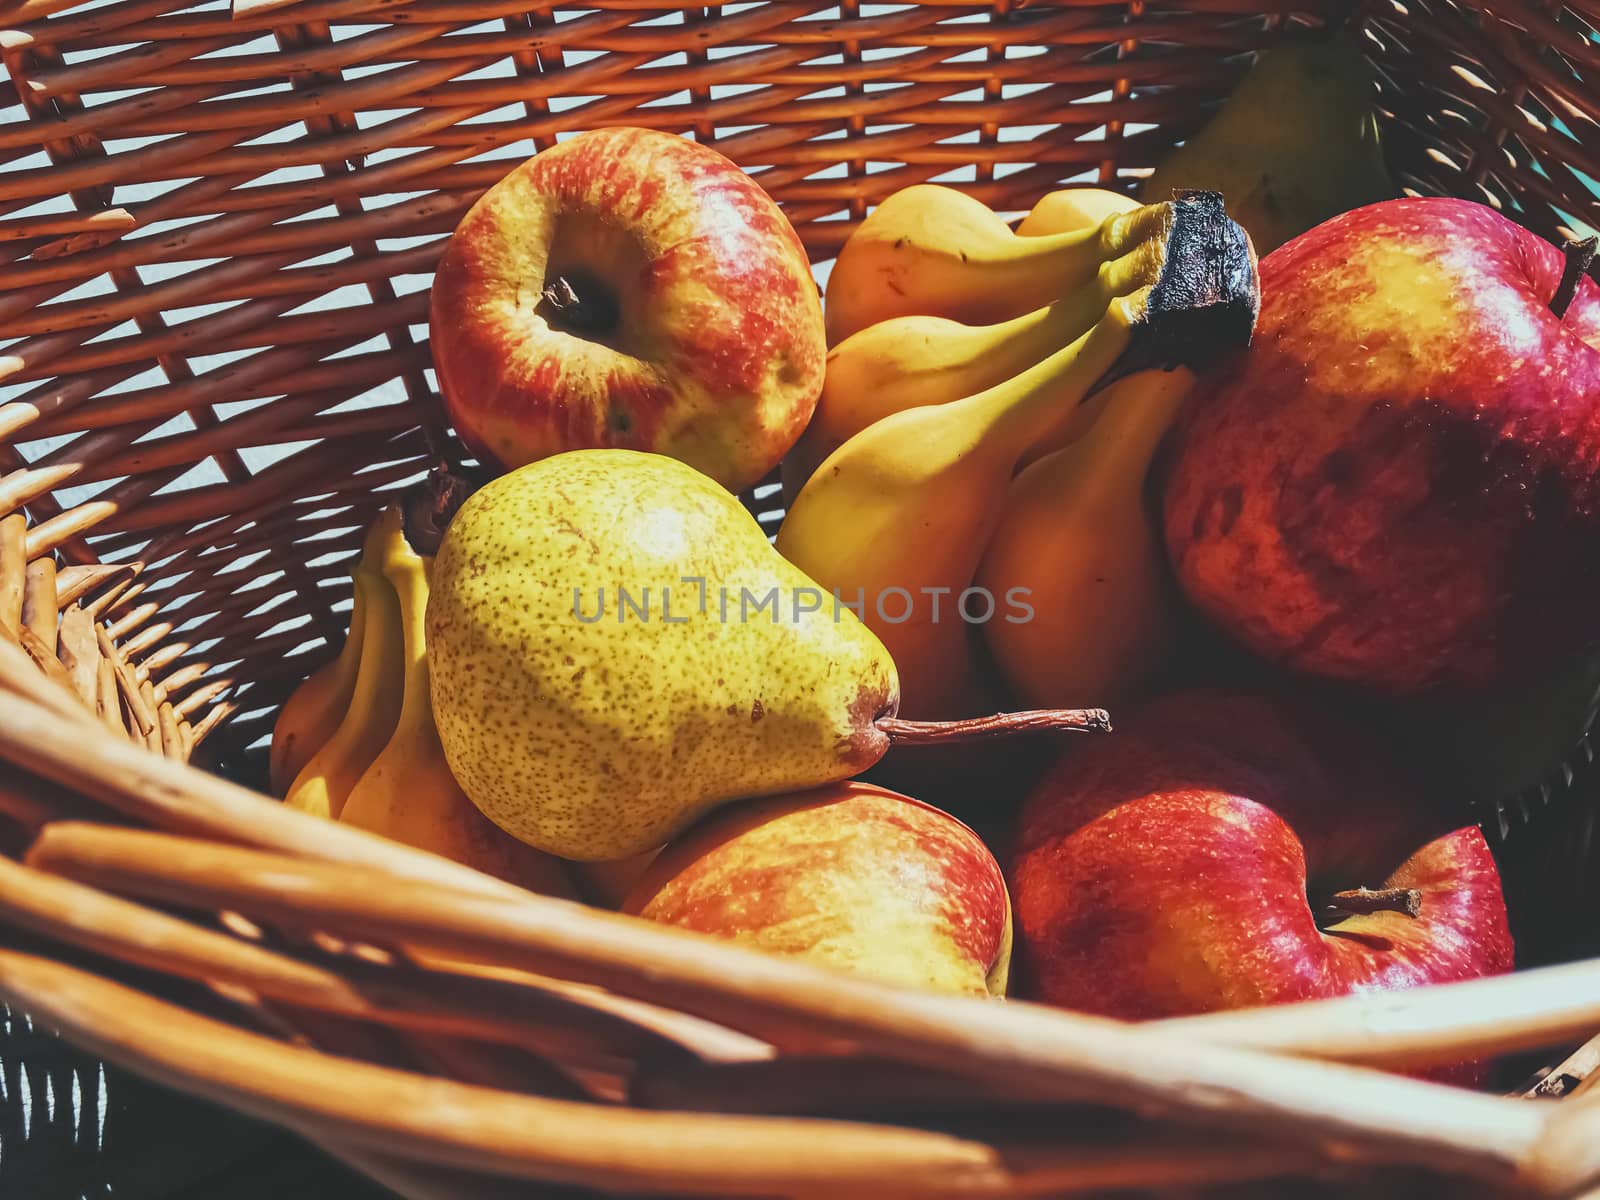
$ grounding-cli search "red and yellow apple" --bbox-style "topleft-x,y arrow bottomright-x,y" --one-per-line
623,782 -> 1012,997
1010,688 -> 1512,1079
1162,197 -> 1600,695
429,127 -> 826,494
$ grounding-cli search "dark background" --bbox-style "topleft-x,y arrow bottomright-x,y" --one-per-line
0,1010 -> 398,1200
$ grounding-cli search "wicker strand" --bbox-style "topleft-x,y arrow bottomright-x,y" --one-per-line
16,823 -> 1563,1189
0,948 -> 1321,1199
0,513 -> 23,637
0,852 -> 766,1069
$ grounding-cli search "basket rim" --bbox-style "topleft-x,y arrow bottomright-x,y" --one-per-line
3,662 -> 1600,1196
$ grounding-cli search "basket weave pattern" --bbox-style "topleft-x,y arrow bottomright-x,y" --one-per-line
3,0 -> 1599,746
6,0 -> 1600,1196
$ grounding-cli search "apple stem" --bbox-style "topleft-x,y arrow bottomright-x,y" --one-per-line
541,273 -> 620,337
877,708 -> 1112,745
1551,235 -> 1598,320
1326,886 -> 1422,919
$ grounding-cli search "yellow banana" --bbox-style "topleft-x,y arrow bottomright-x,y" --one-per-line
1017,186 -> 1140,236
782,186 -> 1146,502
777,293 -> 1149,719
823,184 -> 1173,344
284,509 -> 406,821
975,367 -> 1195,710
786,296 -> 1107,502
269,660 -> 343,798
340,532 -> 575,897
269,539 -> 382,795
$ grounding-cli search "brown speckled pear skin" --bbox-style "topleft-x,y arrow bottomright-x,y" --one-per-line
425,449 -> 900,861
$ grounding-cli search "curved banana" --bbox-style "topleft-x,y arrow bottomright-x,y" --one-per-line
787,298 -> 1118,501
1017,186 -> 1140,236
340,533 -> 574,898
976,367 -> 1196,709
777,292 -> 1149,719
1013,188 -> 1146,468
823,184 -> 1173,344
284,509 -> 406,821
269,546 -> 379,796
270,661 -> 343,798
783,186 -> 1147,501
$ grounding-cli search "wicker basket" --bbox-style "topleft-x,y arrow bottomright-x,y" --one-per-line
6,0 -> 1600,1195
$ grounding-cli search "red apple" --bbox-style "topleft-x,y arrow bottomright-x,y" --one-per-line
429,127 -> 826,494
1010,689 -> 1512,1079
1162,197 -> 1600,695
624,782 -> 1012,997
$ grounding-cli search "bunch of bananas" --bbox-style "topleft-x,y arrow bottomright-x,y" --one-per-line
270,506 -> 572,897
777,184 -> 1258,719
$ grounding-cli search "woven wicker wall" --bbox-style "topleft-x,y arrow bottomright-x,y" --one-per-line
2,0 -> 1598,764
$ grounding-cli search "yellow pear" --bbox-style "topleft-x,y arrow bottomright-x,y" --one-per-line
425,450 -> 902,862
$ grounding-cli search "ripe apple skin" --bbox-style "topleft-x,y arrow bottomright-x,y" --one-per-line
623,781 -> 1012,997
1011,689 -> 1512,1080
430,127 -> 826,494
1162,197 -> 1600,695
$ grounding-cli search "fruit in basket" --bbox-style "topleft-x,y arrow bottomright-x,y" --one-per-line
783,300 -> 1108,501
624,782 -> 1011,997
426,449 -> 1108,861
974,367 -> 1193,709
824,185 -> 1175,344
1139,31 -> 1397,255
781,192 -> 1259,718
781,188 -> 1141,500
271,659 -> 346,796
1010,688 -> 1513,1078
778,310 -> 1132,719
1162,197 -> 1600,695
270,536 -> 382,795
428,126 -> 826,494
284,511 -> 407,820
1017,186 -> 1140,236
422,448 -> 882,862
338,516 -> 574,897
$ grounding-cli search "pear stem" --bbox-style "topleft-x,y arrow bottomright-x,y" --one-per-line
1326,887 -> 1422,919
1551,235 -> 1597,320
876,708 -> 1112,745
